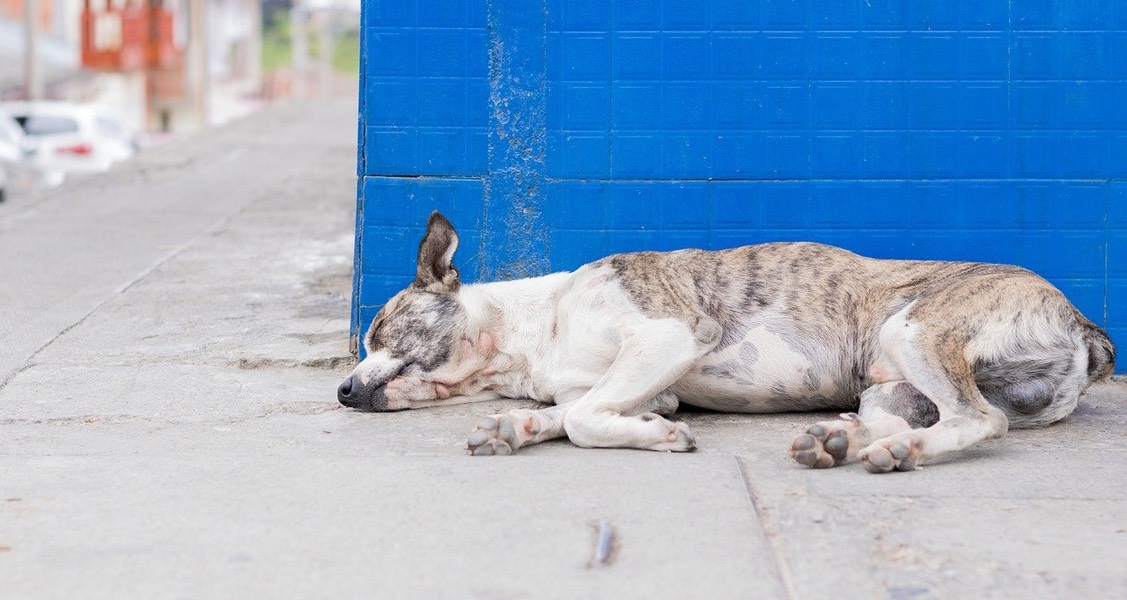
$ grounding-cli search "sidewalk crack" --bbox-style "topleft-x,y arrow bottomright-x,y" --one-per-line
737,455 -> 800,600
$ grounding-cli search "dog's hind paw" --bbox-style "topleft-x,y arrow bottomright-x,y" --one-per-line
466,415 -> 517,456
790,416 -> 859,468
858,435 -> 921,473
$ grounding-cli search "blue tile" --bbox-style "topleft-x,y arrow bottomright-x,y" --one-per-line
712,34 -> 759,79
1057,134 -> 1109,178
1013,0 -> 1056,30
861,33 -> 906,79
1013,34 -> 1056,79
560,0 -> 611,30
762,135 -> 810,177
663,84 -> 711,129
815,35 -> 857,78
613,134 -> 664,178
961,0 -> 1006,29
664,0 -> 710,30
963,84 -> 1007,128
363,0 -> 415,28
862,133 -> 910,178
364,30 -> 415,76
861,1 -> 907,30
416,79 -> 468,126
716,2 -> 758,30
763,84 -> 809,129
416,30 -> 467,77
812,134 -> 861,178
557,34 -> 611,80
1060,0 -> 1107,30
1013,133 -> 1059,178
961,35 -> 1007,79
762,0 -> 808,30
664,34 -> 713,80
860,82 -> 908,129
662,133 -> 712,177
914,0 -> 959,30
913,33 -> 959,79
712,134 -> 763,178
615,35 -> 662,79
558,83 -> 612,130
812,83 -> 860,128
911,84 -> 959,129
1059,82 -> 1108,128
763,35 -> 809,78
713,83 -> 760,128
815,0 -> 858,30
1060,33 -> 1109,80
417,0 -> 468,27
366,129 -> 415,174
612,84 -> 662,129
615,0 -> 661,30
364,80 -> 415,127
1013,84 -> 1058,128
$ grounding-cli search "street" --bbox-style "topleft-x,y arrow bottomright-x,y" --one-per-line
1,98 -> 1125,599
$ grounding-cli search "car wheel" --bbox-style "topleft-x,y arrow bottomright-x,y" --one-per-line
0,187 -> 6,203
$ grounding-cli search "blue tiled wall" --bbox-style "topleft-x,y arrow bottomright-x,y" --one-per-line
356,0 -> 1126,368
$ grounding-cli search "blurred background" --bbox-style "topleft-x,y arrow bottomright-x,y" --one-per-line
0,0 -> 359,196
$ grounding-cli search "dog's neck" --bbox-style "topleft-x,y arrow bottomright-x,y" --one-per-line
457,271 -> 573,399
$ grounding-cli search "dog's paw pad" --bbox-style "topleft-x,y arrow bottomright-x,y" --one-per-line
859,446 -> 894,473
790,422 -> 852,469
466,415 -> 517,456
859,437 -> 920,473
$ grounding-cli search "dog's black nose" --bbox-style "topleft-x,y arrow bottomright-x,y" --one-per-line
337,376 -> 357,407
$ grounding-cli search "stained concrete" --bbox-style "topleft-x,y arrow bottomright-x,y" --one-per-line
1,98 -> 1125,599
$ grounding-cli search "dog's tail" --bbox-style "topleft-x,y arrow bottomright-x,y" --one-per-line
1079,319 -> 1116,383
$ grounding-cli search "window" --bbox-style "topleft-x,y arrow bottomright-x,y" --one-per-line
16,116 -> 80,136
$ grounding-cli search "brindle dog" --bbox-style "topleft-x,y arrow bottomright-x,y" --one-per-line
337,212 -> 1115,472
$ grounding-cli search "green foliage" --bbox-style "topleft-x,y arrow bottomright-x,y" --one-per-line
262,8 -> 359,77
262,8 -> 292,71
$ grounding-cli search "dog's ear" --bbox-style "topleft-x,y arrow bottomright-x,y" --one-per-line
414,211 -> 460,292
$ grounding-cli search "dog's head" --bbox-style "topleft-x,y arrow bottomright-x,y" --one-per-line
337,212 -> 496,411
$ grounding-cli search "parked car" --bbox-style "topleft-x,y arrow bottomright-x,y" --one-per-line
0,110 -> 37,202
0,102 -> 138,185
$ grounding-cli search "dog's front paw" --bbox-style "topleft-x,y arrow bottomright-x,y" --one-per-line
648,415 -> 696,452
858,435 -> 922,473
466,415 -> 517,456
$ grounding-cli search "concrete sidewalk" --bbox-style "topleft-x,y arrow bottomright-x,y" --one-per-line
1,98 -> 1125,599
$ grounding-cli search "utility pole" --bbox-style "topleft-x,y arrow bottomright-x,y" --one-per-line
317,10 -> 332,98
24,0 -> 44,99
291,1 -> 307,98
187,0 -> 210,127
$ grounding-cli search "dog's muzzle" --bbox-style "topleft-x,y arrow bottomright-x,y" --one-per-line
337,375 -> 392,412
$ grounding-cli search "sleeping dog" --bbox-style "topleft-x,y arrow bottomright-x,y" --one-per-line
337,212 -> 1115,472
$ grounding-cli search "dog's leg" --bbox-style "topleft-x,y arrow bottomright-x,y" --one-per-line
857,333 -> 1010,473
790,381 -> 936,468
562,318 -> 719,452
466,404 -> 569,456
465,390 -> 680,456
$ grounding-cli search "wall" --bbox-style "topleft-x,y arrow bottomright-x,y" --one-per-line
354,0 -> 1126,363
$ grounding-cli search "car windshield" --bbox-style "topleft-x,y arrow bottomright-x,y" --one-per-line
15,115 -> 80,136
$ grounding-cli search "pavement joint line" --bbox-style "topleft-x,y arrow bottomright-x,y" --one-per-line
0,202 -> 253,394
736,455 -> 800,600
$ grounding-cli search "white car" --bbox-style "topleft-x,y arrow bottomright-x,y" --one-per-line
1,102 -> 138,185
0,110 -> 37,202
